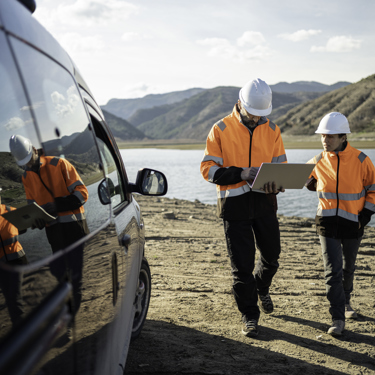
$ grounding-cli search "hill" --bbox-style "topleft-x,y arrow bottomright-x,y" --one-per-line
276,74 -> 375,135
126,88 -> 322,140
101,77 -> 373,141
101,88 -> 205,119
270,81 -> 350,93
101,110 -> 147,141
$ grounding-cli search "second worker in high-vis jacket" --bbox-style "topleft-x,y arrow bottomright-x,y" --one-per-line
9,135 -> 89,253
200,78 -> 287,337
306,112 -> 375,337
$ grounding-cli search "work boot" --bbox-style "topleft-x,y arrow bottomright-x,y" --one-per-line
327,320 -> 345,336
258,293 -> 274,314
345,304 -> 358,319
242,319 -> 259,337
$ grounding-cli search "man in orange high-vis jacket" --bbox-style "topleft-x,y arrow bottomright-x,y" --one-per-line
9,135 -> 89,253
0,187 -> 28,325
306,112 -> 375,337
200,78 -> 287,337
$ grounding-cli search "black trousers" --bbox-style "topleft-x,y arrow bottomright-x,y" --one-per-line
319,235 -> 361,321
0,255 -> 28,326
224,214 -> 281,321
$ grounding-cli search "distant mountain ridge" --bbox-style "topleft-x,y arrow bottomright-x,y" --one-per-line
101,88 -> 205,120
100,77 -> 375,141
123,88 -> 323,141
270,81 -> 351,93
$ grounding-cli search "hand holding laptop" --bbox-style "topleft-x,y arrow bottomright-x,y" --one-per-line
242,163 -> 316,192
241,167 -> 285,194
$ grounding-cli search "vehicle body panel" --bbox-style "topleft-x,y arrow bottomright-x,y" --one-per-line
0,1 -> 166,374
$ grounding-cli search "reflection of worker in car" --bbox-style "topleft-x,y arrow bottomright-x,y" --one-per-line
0,186 -> 28,325
143,171 -> 164,194
0,188 -> 28,265
9,134 -> 89,253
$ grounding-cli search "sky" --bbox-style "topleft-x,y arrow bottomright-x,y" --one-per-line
33,0 -> 375,106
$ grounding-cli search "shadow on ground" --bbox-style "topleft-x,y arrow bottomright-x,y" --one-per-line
124,319 -> 370,375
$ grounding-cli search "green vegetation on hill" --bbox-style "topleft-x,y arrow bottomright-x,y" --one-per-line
102,76 -> 375,141
277,74 -> 375,135
270,81 -> 350,93
124,88 -> 325,141
102,110 -> 147,140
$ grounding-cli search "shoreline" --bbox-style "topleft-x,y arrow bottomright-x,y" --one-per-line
118,134 -> 375,150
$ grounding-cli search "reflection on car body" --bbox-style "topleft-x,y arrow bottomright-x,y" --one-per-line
0,1 -> 167,374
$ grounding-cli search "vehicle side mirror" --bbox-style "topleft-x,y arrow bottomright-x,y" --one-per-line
98,178 -> 115,205
129,168 -> 168,196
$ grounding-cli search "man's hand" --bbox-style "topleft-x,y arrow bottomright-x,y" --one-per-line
31,218 -> 46,230
241,167 -> 259,183
262,181 -> 285,194
43,202 -> 57,216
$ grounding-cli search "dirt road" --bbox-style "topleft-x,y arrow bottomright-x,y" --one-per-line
125,196 -> 375,375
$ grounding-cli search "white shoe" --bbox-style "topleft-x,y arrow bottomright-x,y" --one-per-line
345,304 -> 357,319
327,320 -> 345,336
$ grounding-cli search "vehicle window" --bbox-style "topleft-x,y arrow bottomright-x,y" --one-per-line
4,36 -> 111,263
90,116 -> 126,209
0,31 -> 43,264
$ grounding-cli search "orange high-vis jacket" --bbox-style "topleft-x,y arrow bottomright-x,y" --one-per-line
22,156 -> 88,225
0,205 -> 25,261
308,142 -> 375,237
200,104 -> 287,219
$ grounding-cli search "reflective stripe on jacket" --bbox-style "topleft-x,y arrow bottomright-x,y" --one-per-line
0,205 -> 25,261
200,104 -> 287,219
309,142 -> 375,238
23,156 -> 88,225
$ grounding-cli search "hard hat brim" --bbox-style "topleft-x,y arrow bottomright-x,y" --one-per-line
16,152 -> 33,166
315,129 -> 351,134
240,101 -> 272,116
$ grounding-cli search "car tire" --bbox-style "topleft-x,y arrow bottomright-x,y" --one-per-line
131,257 -> 151,340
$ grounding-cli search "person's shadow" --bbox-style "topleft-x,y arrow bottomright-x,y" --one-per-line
125,318 -> 374,374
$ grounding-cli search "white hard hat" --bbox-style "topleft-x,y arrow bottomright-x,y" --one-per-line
315,112 -> 351,134
9,134 -> 34,166
239,78 -> 272,116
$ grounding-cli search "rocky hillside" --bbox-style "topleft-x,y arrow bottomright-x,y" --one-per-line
101,110 -> 147,141
123,88 -> 322,140
276,74 -> 375,135
101,76 -> 374,140
101,88 -> 205,119
270,81 -> 350,93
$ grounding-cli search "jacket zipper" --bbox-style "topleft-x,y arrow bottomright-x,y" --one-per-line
336,154 -> 340,216
335,153 -> 340,237
249,130 -> 253,168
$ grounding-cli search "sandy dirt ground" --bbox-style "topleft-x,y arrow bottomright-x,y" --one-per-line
125,195 -> 375,375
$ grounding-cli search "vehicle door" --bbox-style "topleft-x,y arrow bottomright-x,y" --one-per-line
0,24 -> 78,375
82,103 -> 143,372
0,20 -> 128,375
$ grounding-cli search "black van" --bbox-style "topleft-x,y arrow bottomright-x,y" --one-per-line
0,1 -> 167,374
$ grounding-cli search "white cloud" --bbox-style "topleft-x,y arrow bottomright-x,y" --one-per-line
278,29 -> 322,42
57,33 -> 105,54
237,31 -> 266,47
311,35 -> 362,52
35,0 -> 138,28
121,32 -> 150,42
50,87 -> 80,118
197,32 -> 271,63
4,117 -> 25,131
121,82 -> 152,98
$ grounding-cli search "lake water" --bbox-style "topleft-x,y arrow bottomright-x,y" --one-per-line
120,148 -> 375,227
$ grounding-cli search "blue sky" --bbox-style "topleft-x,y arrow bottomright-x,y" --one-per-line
34,0 -> 375,105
